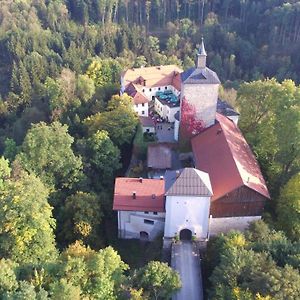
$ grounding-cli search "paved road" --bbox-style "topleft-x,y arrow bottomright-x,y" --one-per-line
171,241 -> 203,300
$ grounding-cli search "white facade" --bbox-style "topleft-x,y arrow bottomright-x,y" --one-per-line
181,83 -> 219,128
174,118 -> 179,141
134,102 -> 149,117
154,98 -> 180,122
164,195 -> 211,240
118,210 -> 165,241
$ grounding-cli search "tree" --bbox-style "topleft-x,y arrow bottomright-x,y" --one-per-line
16,122 -> 83,190
86,130 -> 121,185
76,74 -> 95,102
136,261 -> 181,299
277,173 -> 300,241
49,279 -> 81,300
55,242 -> 128,299
5,281 -> 48,300
60,191 -> 103,247
0,259 -> 18,297
3,138 -> 19,162
0,172 -> 57,264
84,94 -> 138,146
180,98 -> 205,140
0,156 -> 10,189
237,79 -> 300,194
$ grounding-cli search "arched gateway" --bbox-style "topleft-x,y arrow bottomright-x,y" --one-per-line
140,231 -> 149,241
179,229 -> 192,241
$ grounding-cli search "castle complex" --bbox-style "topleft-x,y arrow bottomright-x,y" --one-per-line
114,40 -> 269,243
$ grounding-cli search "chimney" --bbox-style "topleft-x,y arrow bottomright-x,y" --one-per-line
176,170 -> 180,178
139,177 -> 143,183
143,79 -> 146,86
152,194 -> 156,199
160,176 -> 164,180
132,191 -> 136,199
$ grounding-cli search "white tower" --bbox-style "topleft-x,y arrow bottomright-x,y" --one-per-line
180,38 -> 220,130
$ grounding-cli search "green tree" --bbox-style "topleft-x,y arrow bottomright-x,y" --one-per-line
86,130 -> 121,186
60,191 -> 103,247
0,259 -> 18,297
277,173 -> 300,241
237,79 -> 300,193
3,138 -> 19,162
17,122 -> 83,190
76,74 -> 95,102
84,94 -> 138,146
55,242 -> 128,299
5,281 -> 48,300
0,156 -> 10,189
0,172 -> 57,264
49,279 -> 81,300
136,261 -> 181,299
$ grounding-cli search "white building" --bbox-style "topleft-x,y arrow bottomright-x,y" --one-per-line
139,116 -> 155,134
113,168 -> 213,242
121,65 -> 182,121
164,168 -> 212,241
154,96 -> 180,123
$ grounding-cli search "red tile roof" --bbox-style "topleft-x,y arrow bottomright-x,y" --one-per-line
122,65 -> 183,90
192,113 -> 270,201
124,83 -> 149,104
113,178 -> 165,212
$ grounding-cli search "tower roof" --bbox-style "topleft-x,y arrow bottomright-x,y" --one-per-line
198,37 -> 207,56
180,67 -> 220,84
166,168 -> 213,196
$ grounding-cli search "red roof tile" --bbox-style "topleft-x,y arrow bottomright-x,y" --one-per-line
192,113 -> 270,201
122,65 -> 183,90
113,178 -> 165,212
124,83 -> 149,104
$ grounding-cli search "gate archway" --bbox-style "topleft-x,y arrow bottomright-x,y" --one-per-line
179,229 -> 192,241
140,231 -> 149,241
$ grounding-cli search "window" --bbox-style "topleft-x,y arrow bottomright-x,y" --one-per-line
142,89 -> 145,92
135,104 -> 138,107
142,103 -> 145,107
144,211 -> 149,214
152,96 -> 155,100
149,88 -> 152,92
165,86 -> 168,90
142,111 -> 145,115
146,129 -> 150,133
144,219 -> 154,225
158,87 -> 161,91
153,212 -> 158,215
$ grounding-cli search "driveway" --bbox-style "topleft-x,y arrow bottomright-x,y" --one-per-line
171,241 -> 203,300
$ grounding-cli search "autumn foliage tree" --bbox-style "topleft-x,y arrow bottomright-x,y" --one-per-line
179,98 -> 205,146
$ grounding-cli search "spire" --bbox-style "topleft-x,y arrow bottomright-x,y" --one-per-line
196,37 -> 207,69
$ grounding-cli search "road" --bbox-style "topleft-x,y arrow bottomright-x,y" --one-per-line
171,241 -> 203,300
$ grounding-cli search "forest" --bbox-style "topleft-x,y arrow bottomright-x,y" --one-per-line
0,0 -> 299,299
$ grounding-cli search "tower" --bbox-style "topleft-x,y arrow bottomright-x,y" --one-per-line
179,39 -> 220,138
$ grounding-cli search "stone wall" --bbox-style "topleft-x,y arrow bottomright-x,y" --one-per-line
209,216 -> 261,236
181,83 -> 219,128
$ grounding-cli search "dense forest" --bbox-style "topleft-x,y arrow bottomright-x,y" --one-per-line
0,0 -> 299,299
